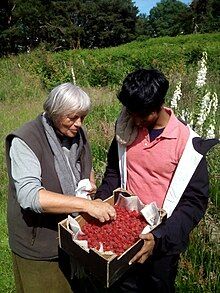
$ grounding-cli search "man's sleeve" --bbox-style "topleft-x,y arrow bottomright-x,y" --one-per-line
95,137 -> 121,200
152,157 -> 209,255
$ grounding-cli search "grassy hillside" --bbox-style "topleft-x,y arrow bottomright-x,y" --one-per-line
0,32 -> 220,99
0,33 -> 219,292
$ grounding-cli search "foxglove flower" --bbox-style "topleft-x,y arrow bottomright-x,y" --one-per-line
206,92 -> 219,138
171,81 -> 182,109
196,52 -> 207,88
206,123 -> 215,139
196,91 -> 211,127
212,92 -> 218,114
71,67 -> 76,85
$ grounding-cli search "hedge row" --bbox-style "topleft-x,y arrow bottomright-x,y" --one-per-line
1,32 -> 219,94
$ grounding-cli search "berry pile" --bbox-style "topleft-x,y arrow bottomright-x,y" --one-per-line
77,205 -> 146,255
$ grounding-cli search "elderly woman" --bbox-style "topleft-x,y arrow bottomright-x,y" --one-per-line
6,83 -> 116,293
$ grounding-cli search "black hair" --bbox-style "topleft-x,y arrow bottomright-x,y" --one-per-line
117,68 -> 169,115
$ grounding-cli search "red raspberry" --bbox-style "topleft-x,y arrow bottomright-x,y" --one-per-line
77,205 -> 146,255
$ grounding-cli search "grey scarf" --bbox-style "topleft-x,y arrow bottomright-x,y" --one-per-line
42,113 -> 91,195
116,107 -> 138,146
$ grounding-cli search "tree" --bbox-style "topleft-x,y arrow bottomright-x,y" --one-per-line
135,14 -> 154,38
0,0 -> 85,54
0,0 -> 138,56
190,0 -> 220,33
148,0 -> 191,37
74,0 -> 138,48
0,0 -> 16,54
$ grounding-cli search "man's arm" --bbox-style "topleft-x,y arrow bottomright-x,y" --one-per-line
152,157 -> 209,255
130,157 -> 209,264
95,137 -> 121,200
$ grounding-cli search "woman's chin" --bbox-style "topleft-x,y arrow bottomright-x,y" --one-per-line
67,130 -> 77,137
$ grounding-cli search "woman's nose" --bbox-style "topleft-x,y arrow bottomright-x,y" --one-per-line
74,117 -> 82,127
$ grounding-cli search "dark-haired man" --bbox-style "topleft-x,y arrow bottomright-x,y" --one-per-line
95,68 -> 218,292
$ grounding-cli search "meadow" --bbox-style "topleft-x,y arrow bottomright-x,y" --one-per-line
0,33 -> 219,292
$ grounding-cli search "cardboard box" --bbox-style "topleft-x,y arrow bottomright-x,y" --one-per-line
58,193 -> 145,288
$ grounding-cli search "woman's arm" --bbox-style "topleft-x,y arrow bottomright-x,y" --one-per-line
10,137 -> 116,222
38,189 -> 116,222
10,137 -> 43,212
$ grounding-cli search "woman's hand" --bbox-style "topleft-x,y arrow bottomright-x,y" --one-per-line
85,199 -> 116,222
129,233 -> 155,264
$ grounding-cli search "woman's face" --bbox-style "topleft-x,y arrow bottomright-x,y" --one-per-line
55,113 -> 86,137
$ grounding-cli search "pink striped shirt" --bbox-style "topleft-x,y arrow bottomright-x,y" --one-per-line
126,108 -> 189,208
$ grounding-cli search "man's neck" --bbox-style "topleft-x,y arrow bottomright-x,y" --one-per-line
153,107 -> 170,129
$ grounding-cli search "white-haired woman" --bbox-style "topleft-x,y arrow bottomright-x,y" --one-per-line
6,83 -> 116,292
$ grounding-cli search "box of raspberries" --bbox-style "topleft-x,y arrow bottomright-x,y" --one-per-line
58,188 -> 166,288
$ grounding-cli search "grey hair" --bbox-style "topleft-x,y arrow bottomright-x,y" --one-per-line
43,83 -> 91,121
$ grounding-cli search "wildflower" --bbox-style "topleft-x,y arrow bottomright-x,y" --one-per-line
171,81 -> 182,109
71,67 -> 76,85
196,91 -> 211,127
196,52 -> 207,88
206,123 -> 215,139
181,109 -> 194,128
206,92 -> 219,138
181,109 -> 188,121
212,92 -> 218,114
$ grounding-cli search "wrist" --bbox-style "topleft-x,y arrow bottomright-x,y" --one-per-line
74,197 -> 90,213
152,234 -> 161,254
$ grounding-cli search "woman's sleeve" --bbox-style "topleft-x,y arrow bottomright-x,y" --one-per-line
95,137 -> 121,200
9,137 -> 44,213
152,157 -> 209,255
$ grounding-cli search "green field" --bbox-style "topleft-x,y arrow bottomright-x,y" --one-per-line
0,33 -> 219,292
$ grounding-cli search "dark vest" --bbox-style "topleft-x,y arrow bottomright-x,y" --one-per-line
5,114 -> 92,260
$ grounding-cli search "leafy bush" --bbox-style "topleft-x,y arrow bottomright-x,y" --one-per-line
1,33 -> 219,95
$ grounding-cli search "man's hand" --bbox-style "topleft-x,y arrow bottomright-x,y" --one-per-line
85,199 -> 116,222
83,181 -> 97,198
129,233 -> 155,264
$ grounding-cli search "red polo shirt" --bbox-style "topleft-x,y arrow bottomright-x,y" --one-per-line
126,108 -> 189,208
